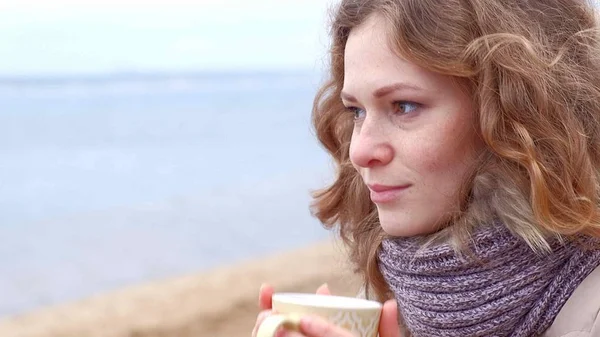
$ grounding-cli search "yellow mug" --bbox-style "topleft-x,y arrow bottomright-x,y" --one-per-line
256,293 -> 382,337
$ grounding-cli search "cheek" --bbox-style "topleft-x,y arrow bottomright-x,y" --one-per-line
348,132 -> 360,170
408,121 -> 477,184
406,142 -> 452,178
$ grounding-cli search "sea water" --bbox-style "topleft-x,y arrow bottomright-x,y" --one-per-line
0,70 -> 334,315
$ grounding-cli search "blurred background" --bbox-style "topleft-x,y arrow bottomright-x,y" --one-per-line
0,0 -> 338,321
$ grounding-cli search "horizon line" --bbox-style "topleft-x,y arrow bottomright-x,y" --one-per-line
0,66 -> 326,82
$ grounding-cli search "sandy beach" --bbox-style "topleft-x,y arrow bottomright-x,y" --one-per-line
0,240 -> 360,337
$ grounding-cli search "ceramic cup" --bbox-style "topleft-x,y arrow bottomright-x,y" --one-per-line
256,293 -> 382,337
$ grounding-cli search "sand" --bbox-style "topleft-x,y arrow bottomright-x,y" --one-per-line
0,240 -> 361,337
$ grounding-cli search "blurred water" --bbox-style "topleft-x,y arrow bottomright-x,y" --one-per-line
0,70 -> 334,316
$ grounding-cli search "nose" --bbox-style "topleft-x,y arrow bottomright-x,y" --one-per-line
349,117 -> 394,168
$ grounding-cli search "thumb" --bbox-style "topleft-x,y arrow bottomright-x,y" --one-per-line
379,299 -> 401,337
258,284 -> 275,310
315,283 -> 331,295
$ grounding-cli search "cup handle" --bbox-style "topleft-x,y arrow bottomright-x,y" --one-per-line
256,313 -> 303,337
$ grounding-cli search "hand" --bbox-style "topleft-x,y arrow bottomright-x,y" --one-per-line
252,283 -> 331,336
251,284 -> 401,337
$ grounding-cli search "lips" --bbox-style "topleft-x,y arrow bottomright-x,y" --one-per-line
367,184 -> 410,203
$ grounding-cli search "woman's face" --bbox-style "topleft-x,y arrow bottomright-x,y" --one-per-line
343,15 -> 482,237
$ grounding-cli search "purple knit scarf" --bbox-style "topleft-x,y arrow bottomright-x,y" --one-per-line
378,223 -> 600,337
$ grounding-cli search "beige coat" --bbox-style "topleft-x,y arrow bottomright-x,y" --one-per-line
542,265 -> 600,337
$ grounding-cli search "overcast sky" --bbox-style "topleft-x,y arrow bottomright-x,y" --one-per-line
0,0 -> 335,76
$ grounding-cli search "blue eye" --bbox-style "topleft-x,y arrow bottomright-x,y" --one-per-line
345,106 -> 366,120
394,101 -> 419,114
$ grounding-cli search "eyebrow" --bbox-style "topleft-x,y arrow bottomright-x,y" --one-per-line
340,82 -> 424,103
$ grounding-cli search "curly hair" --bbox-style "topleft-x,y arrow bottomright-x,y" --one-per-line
311,0 -> 600,302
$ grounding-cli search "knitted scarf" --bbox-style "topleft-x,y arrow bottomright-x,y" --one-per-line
378,223 -> 600,337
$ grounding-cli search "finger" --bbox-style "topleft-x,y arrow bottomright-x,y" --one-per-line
300,315 -> 353,337
257,322 -> 305,337
259,283 -> 275,310
379,299 -> 401,337
251,310 -> 272,337
315,283 -> 331,295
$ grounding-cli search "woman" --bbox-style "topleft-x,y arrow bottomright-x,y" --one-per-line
254,0 -> 600,336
